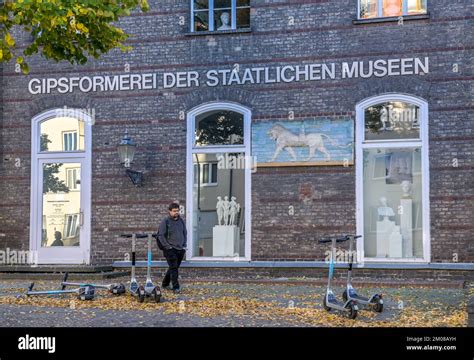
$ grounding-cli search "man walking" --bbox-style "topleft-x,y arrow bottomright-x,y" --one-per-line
157,203 -> 187,294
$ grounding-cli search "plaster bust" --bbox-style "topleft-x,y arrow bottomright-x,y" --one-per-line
217,12 -> 232,31
378,196 -> 395,219
400,180 -> 412,198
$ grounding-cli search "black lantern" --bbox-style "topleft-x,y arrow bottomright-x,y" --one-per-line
117,132 -> 143,186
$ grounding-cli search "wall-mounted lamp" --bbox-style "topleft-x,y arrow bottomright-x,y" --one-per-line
117,131 -> 144,187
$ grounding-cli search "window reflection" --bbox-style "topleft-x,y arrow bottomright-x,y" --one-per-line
360,0 -> 378,18
192,153 -> 245,257
195,110 -> 244,146
40,117 -> 85,152
363,148 -> 423,258
359,0 -> 427,19
364,102 -> 420,141
41,162 -> 81,247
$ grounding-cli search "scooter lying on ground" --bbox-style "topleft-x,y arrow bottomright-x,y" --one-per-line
26,282 -> 96,301
60,272 -> 126,295
121,233 -> 162,303
342,234 -> 383,312
319,235 -> 359,319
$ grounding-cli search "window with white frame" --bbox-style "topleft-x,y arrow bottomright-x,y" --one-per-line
66,167 -> 81,191
191,0 -> 250,32
356,95 -> 429,261
63,131 -> 78,151
359,0 -> 427,19
188,103 -> 251,260
64,214 -> 80,239
194,162 -> 218,185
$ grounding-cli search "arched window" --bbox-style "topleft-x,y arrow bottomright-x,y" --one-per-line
356,94 -> 430,262
30,109 -> 92,264
187,102 -> 251,261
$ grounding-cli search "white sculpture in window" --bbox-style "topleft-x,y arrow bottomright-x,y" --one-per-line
229,196 -> 241,226
216,195 -> 241,226
216,196 -> 224,225
217,12 -> 232,31
377,196 -> 395,219
222,196 -> 230,225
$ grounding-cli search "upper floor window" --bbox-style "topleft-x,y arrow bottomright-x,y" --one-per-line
364,101 -> 420,141
39,117 -> 85,152
194,109 -> 244,146
359,0 -> 427,19
63,131 -> 78,151
191,0 -> 250,32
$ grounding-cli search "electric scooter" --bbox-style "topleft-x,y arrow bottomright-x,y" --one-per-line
121,233 -> 161,303
121,233 -> 146,302
319,236 -> 359,319
27,282 -> 96,301
143,233 -> 162,303
60,272 -> 126,295
342,234 -> 383,312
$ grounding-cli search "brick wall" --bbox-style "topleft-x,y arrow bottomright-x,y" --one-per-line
0,1 -> 472,268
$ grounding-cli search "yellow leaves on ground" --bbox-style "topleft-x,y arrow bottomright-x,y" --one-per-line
0,291 -> 467,327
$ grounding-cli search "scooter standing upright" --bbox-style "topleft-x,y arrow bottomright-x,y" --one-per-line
342,235 -> 383,312
121,233 -> 162,303
143,233 -> 162,303
121,233 -> 146,302
319,236 -> 359,319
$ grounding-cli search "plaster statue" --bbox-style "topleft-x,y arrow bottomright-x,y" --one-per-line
216,196 -> 224,225
400,180 -> 413,198
377,196 -> 395,219
229,196 -> 241,226
223,196 -> 230,225
217,12 -> 232,31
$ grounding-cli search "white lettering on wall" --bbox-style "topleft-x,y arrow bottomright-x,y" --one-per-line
27,57 -> 429,94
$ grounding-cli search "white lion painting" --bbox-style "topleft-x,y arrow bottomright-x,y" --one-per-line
267,124 -> 344,162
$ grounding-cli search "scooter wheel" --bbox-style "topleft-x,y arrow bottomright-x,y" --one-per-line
137,286 -> 145,303
342,290 -> 348,302
322,294 -> 331,312
111,284 -> 126,295
347,304 -> 358,320
152,287 -> 162,303
374,296 -> 383,313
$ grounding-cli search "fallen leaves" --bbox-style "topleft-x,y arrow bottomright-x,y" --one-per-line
0,281 -> 469,327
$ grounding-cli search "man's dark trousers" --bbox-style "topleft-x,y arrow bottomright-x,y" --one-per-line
162,248 -> 185,289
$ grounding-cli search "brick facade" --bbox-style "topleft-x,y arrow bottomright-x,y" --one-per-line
0,1 -> 472,272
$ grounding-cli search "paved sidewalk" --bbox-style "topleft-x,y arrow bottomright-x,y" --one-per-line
0,279 -> 470,327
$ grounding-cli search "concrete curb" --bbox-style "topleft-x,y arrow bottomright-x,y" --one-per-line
0,271 -> 130,280
179,277 -> 467,289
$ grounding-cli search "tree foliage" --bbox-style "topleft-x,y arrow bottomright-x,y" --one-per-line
0,0 -> 149,73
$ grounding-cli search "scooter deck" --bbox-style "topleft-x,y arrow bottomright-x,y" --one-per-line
327,298 -> 346,308
351,294 -> 370,302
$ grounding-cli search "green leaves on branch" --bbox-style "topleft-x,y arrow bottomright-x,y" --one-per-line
0,0 -> 150,74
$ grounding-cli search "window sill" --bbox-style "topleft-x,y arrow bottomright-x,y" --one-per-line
353,13 -> 430,25
185,28 -> 252,36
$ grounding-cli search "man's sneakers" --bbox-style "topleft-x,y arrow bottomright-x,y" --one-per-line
173,287 -> 181,294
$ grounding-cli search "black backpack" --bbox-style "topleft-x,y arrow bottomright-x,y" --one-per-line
156,219 -> 169,251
